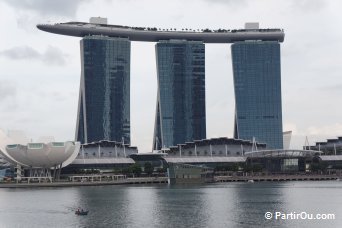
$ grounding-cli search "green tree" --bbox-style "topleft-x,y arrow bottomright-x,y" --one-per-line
229,163 -> 240,172
130,164 -> 142,177
144,162 -> 154,176
156,167 -> 167,174
252,164 -> 263,172
112,168 -> 121,174
122,167 -> 132,176
310,163 -> 327,172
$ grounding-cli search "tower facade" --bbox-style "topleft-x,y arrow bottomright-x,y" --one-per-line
153,40 -> 206,150
76,36 -> 131,144
232,41 -> 283,149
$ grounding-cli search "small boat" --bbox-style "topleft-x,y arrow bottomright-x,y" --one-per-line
75,210 -> 89,216
247,179 -> 254,183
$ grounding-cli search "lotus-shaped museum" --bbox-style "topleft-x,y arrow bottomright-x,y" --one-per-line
0,130 -> 80,169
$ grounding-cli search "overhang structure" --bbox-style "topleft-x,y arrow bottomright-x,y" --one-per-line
37,22 -> 284,43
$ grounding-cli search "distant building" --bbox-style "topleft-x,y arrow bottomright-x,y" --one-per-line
38,19 -> 286,151
76,36 -> 131,144
0,130 -> 80,181
283,131 -> 292,150
166,137 -> 266,157
245,150 -> 321,173
153,40 -> 206,150
232,39 -> 283,149
77,141 -> 137,159
167,163 -> 214,184
304,137 -> 342,155
62,141 -> 137,174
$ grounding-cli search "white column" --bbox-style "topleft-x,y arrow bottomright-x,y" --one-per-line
195,144 -> 197,157
115,144 -> 118,158
241,144 -> 244,156
179,145 -> 182,157
210,144 -> 212,157
225,144 -> 228,157
155,137 -> 158,150
82,146 -> 85,159
98,145 -> 101,158
122,137 -> 126,157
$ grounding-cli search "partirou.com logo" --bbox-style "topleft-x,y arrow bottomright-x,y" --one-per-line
265,211 -> 336,220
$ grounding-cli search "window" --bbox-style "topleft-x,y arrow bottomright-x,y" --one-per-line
28,143 -> 43,149
6,144 -> 18,149
52,142 -> 64,147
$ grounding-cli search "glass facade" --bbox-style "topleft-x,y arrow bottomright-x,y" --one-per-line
153,40 -> 206,150
76,36 -> 131,144
232,41 -> 283,149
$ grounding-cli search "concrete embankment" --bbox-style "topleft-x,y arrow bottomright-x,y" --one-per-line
1,175 -> 340,188
0,177 -> 168,188
215,175 -> 340,182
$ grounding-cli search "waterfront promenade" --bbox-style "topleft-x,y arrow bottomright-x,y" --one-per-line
215,174 -> 340,182
0,177 -> 168,188
1,174 -> 341,188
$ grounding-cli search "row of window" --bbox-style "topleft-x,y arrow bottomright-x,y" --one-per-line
170,151 -> 242,156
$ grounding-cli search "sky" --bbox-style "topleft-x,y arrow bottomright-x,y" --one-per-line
0,0 -> 341,152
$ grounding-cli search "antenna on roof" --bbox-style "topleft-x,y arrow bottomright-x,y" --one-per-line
304,136 -> 310,150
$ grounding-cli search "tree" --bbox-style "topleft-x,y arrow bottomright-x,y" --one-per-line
112,168 -> 121,174
229,163 -> 240,172
310,163 -> 327,172
122,167 -> 132,176
252,164 -> 263,172
130,164 -> 142,177
156,167 -> 167,174
144,162 -> 154,176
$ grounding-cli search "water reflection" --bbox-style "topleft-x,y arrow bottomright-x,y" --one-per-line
155,184 -> 209,228
73,186 -> 131,227
233,182 -> 288,228
0,182 -> 341,228
281,181 -> 342,228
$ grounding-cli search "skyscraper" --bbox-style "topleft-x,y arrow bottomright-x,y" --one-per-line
76,36 -> 131,144
153,40 -> 206,150
232,41 -> 283,149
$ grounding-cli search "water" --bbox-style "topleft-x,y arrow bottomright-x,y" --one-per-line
0,181 -> 341,228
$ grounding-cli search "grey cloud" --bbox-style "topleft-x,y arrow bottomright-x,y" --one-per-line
201,0 -> 246,4
0,46 -> 40,59
2,0 -> 89,17
0,46 -> 68,65
0,81 -> 16,101
320,84 -> 342,91
291,0 -> 327,12
43,46 -> 69,65
202,0 -> 248,6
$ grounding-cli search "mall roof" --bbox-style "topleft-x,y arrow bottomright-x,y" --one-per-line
168,137 -> 267,150
72,158 -> 135,165
319,155 -> 342,161
245,149 -> 322,158
81,140 -> 137,149
164,156 -> 246,163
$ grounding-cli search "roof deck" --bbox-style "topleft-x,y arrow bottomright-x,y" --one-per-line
37,21 -> 285,43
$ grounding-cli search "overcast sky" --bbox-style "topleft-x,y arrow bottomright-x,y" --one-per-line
0,0 -> 341,152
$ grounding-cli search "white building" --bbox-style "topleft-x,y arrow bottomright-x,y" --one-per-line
0,129 -> 80,182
